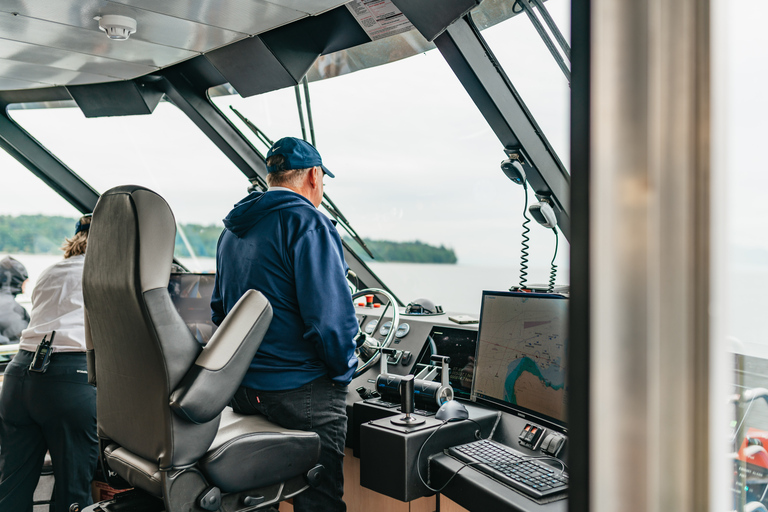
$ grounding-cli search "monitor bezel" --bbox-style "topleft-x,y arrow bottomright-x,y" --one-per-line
470,290 -> 569,434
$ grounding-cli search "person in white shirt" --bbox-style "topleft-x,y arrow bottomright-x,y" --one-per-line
0,214 -> 97,512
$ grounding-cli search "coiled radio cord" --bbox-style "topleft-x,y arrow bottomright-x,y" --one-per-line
548,227 -> 559,293
519,181 -> 531,289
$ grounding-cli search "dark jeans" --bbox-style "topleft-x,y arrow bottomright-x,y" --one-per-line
0,350 -> 98,512
230,375 -> 348,512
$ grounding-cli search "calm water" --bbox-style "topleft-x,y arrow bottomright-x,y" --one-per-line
6,253 -> 763,344
3,253 -> 568,317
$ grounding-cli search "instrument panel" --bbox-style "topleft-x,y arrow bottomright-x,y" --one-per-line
351,305 -> 478,387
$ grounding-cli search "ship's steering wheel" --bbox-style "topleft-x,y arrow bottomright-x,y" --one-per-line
351,288 -> 400,379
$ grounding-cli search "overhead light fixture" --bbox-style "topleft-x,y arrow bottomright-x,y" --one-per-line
95,15 -> 137,41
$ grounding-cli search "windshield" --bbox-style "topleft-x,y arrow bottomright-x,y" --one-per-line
479,0 -> 570,168
214,3 -> 570,314
4,1 -> 571,315
9,102 -> 248,272
0,144 -> 82,309
715,2 -> 768,504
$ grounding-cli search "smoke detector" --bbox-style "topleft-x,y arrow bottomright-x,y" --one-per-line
95,15 -> 137,40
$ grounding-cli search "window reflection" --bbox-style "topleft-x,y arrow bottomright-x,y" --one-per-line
714,0 -> 768,509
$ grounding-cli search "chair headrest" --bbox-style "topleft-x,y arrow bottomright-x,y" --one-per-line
90,185 -> 176,293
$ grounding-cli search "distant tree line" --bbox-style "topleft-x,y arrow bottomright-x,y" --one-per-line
0,215 -> 78,254
344,237 -> 457,264
174,231 -> 458,263
0,215 -> 457,264
173,224 -> 223,258
0,214 -> 225,258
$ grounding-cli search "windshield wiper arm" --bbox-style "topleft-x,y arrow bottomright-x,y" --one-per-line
228,106 -> 375,259
229,106 -> 273,153
320,193 -> 374,258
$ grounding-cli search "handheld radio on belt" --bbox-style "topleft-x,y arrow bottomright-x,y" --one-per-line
29,331 -> 55,373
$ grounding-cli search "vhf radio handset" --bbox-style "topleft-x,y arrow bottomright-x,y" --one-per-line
29,331 -> 55,373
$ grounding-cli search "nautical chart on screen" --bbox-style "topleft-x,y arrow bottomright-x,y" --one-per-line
472,292 -> 568,424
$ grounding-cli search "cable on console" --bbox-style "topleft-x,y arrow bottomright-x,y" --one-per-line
416,419 -> 484,493
513,454 -> 569,477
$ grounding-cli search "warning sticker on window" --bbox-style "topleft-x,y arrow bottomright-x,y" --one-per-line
346,0 -> 415,41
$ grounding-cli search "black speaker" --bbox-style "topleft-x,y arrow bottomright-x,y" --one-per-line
66,80 -> 163,118
204,36 -> 313,98
204,6 -> 367,98
391,0 -> 480,41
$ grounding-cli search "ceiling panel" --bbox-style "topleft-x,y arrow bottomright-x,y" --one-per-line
264,0 -> 349,15
0,39 -> 157,79
0,0 -> 356,92
0,76 -> 47,90
0,11 -> 198,68
0,59 -> 122,87
114,0 -> 306,36
0,1 -> 248,53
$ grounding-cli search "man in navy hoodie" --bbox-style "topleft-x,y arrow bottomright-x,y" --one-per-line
212,137 -> 359,512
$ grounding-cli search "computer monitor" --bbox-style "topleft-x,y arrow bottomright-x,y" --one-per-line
471,291 -> 568,431
412,325 -> 477,399
168,273 -> 218,344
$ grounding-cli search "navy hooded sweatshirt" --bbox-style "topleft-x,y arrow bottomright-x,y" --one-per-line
211,189 -> 359,391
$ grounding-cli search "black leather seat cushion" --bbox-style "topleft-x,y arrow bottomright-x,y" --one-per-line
198,409 -> 321,493
104,444 -> 163,497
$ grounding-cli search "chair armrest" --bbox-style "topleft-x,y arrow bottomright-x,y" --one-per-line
169,290 -> 272,424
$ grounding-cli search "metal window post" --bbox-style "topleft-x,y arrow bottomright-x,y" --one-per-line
582,0 -> 713,511
0,109 -> 99,213
433,15 -> 572,241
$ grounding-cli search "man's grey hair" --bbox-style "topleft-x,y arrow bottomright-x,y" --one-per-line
266,154 -> 312,188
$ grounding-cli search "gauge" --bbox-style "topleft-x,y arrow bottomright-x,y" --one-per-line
364,319 -> 378,335
379,321 -> 392,337
395,323 -> 410,338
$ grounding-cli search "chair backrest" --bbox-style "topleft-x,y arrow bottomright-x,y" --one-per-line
83,185 -> 219,469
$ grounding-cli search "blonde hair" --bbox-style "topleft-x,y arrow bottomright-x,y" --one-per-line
61,215 -> 91,259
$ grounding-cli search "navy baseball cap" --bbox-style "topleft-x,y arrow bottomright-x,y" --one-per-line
266,137 -> 334,178
74,214 -> 92,235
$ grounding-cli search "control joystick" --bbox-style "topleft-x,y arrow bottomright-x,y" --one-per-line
391,375 -> 425,426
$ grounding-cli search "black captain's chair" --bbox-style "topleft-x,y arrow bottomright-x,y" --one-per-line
82,185 -> 322,511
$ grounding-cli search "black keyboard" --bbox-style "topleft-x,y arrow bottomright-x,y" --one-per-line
447,439 -> 568,501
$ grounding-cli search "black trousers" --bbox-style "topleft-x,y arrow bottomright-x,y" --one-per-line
230,375 -> 349,512
0,350 -> 98,512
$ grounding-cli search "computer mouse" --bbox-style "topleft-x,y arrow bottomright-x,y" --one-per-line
435,400 -> 469,422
